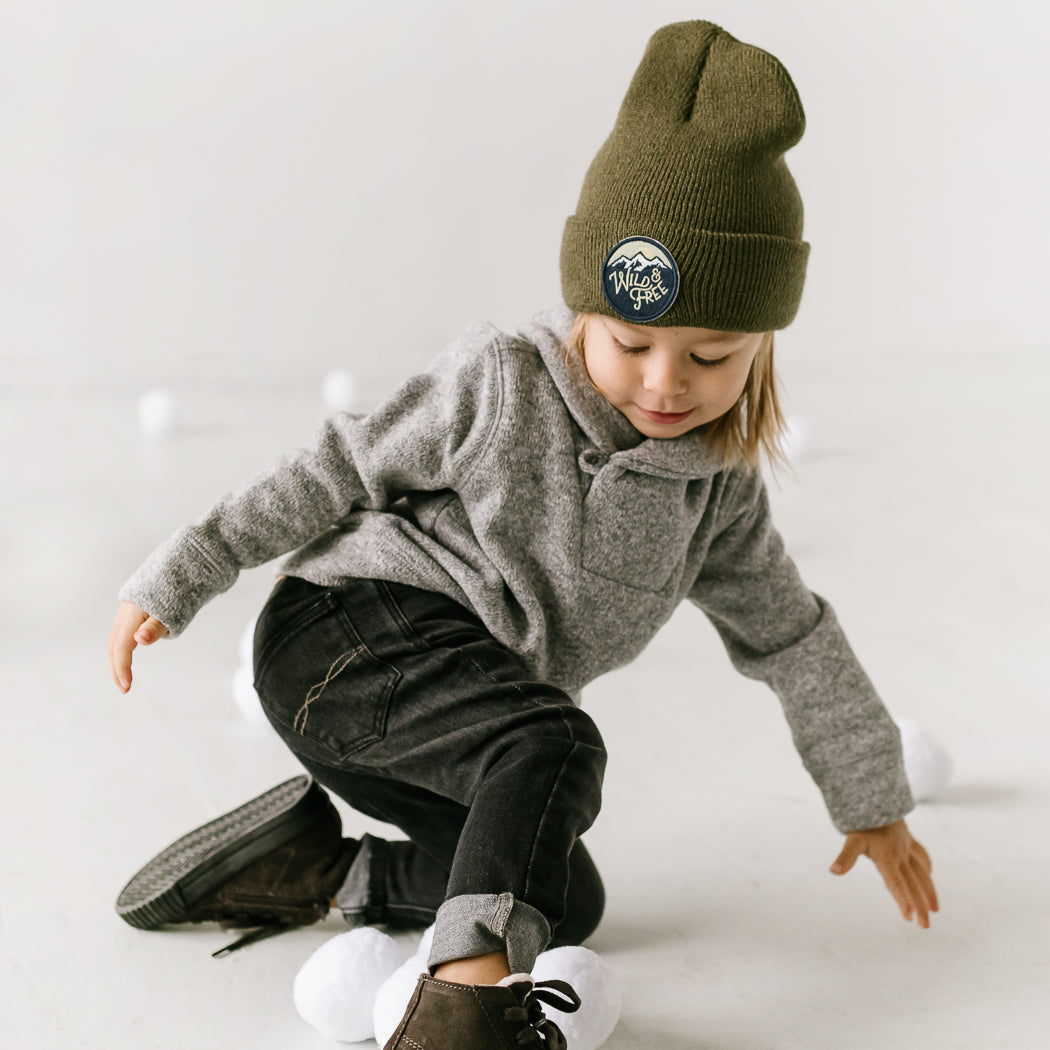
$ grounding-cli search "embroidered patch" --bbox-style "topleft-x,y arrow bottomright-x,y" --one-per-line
601,236 -> 679,322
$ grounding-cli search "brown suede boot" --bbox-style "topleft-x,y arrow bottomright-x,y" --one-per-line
384,973 -> 581,1050
115,776 -> 357,952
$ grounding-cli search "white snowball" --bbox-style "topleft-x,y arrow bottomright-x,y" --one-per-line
373,954 -> 429,1048
531,946 -> 621,1050
231,665 -> 269,726
781,414 -> 810,461
322,370 -> 359,413
294,928 -> 407,1043
137,389 -> 178,436
372,926 -> 434,1047
895,717 -> 954,802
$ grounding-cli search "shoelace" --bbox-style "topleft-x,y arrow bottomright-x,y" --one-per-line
502,979 -> 582,1049
210,898 -> 324,957
212,922 -> 293,958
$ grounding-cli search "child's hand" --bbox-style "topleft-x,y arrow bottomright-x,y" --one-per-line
107,601 -> 169,693
830,819 -> 938,928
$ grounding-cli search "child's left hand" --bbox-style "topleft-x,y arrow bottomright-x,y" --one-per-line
830,819 -> 938,928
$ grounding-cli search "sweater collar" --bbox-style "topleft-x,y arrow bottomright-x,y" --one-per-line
522,305 -> 725,481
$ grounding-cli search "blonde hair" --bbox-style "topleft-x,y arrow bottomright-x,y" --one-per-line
567,314 -> 789,475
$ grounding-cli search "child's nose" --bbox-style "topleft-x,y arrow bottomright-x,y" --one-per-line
643,355 -> 688,397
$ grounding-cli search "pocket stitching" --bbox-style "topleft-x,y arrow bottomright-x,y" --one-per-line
327,602 -> 402,756
255,591 -> 402,758
254,592 -> 337,687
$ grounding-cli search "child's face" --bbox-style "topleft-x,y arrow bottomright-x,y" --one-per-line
580,315 -> 766,439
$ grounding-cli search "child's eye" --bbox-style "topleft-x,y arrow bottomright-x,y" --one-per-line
613,338 -> 648,355
691,354 -> 730,368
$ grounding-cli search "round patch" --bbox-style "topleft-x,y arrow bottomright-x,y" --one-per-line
601,236 -> 680,322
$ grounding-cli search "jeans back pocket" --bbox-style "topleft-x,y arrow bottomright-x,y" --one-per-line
254,579 -> 401,760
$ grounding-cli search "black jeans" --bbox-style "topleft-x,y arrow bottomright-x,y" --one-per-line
253,575 -> 607,972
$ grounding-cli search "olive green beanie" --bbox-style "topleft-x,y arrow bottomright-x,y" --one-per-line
560,20 -> 810,331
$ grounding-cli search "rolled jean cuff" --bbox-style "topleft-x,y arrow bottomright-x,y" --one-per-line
428,893 -> 552,975
334,833 -> 387,926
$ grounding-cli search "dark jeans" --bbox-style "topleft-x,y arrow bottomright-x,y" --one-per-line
252,575 -> 607,972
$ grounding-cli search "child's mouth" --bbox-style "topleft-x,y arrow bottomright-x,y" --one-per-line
637,407 -> 694,425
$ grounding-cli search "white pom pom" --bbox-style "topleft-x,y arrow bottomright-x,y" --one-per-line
137,389 -> 178,436
373,956 -> 428,1047
231,665 -> 269,726
895,717 -> 954,802
531,946 -> 621,1050
294,928 -> 407,1043
373,925 -> 434,1048
781,415 -> 810,461
322,370 -> 359,413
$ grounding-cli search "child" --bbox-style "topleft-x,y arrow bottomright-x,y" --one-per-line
107,20 -> 938,1049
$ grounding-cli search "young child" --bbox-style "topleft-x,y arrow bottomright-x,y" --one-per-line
107,20 -> 938,1049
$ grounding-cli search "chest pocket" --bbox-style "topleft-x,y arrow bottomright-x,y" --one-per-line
581,462 -> 702,593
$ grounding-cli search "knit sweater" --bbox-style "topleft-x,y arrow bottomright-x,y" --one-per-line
120,305 -> 913,833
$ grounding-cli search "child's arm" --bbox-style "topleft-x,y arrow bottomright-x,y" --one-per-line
831,818 -> 938,929
689,469 -> 913,833
689,468 -> 939,923
110,330 -> 500,681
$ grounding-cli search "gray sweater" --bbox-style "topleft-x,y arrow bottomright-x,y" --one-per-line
121,305 -> 913,833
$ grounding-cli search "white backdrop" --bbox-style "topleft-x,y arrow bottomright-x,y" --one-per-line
5,0 -> 1049,393
4,8 -> 1050,1048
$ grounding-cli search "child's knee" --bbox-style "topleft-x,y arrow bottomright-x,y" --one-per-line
516,704 -> 607,790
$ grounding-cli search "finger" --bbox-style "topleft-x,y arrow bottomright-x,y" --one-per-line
910,853 -> 940,915
108,633 -> 137,692
107,604 -> 149,692
912,839 -> 933,875
134,617 -> 168,645
901,862 -> 930,928
900,835 -> 938,916
830,836 -> 865,875
873,857 -> 913,920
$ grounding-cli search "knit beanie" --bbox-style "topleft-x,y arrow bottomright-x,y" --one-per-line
560,21 -> 810,331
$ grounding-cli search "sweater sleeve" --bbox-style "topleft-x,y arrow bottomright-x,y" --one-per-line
118,329 -> 502,637
688,467 -> 914,833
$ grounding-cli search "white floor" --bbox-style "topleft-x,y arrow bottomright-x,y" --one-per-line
3,335 -> 1048,1049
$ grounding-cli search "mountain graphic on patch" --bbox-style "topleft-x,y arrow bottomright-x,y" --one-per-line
608,250 -> 670,273
602,236 -> 679,322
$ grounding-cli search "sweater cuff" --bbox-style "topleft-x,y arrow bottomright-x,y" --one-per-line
117,526 -> 234,638
814,744 -> 915,834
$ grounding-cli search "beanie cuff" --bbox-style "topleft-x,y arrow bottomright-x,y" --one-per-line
560,216 -> 810,332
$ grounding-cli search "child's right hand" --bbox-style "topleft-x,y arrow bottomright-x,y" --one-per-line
107,601 -> 169,693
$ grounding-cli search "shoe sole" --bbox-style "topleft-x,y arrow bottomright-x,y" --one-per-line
115,775 -> 328,930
